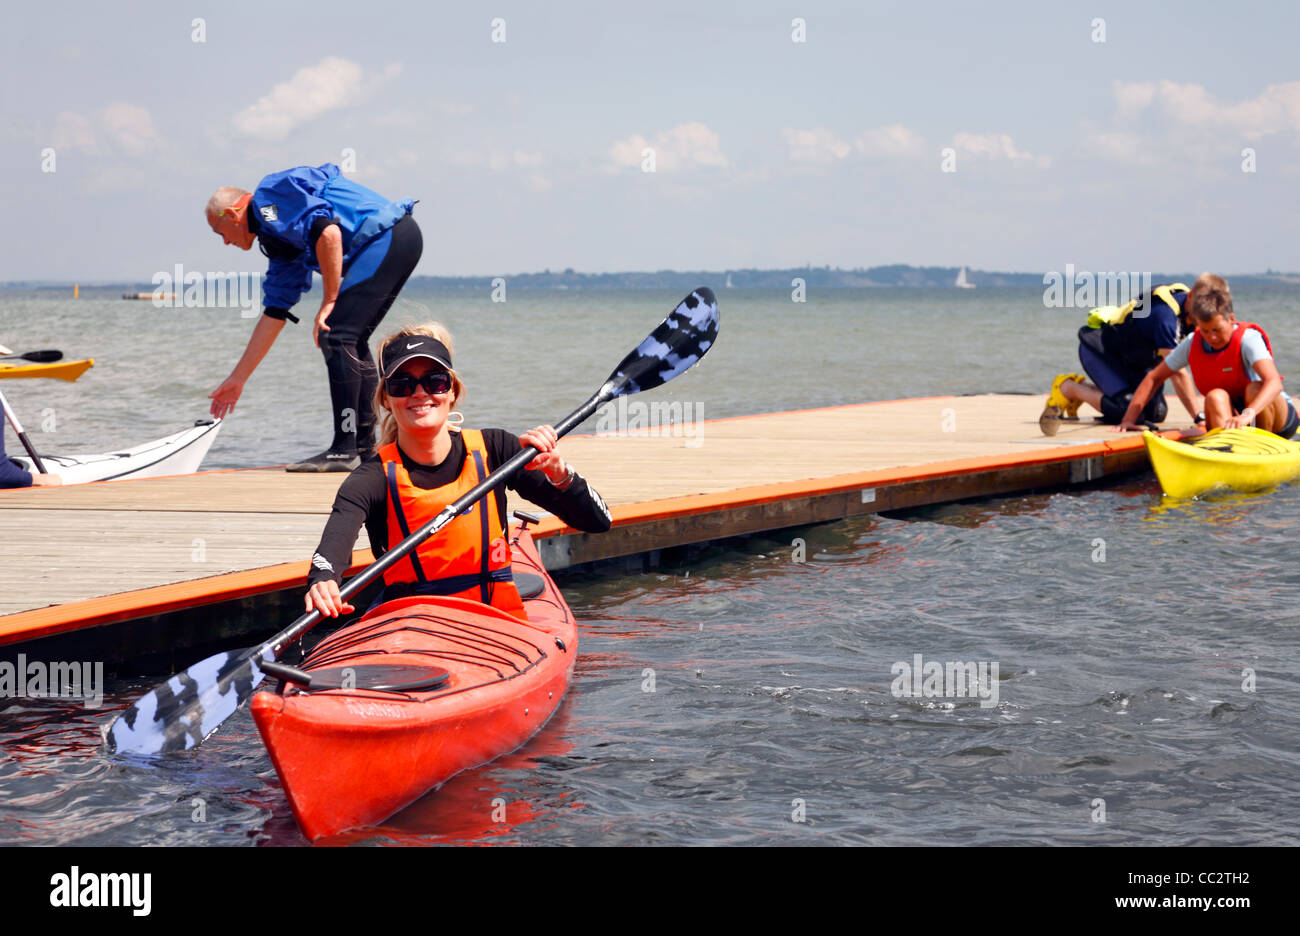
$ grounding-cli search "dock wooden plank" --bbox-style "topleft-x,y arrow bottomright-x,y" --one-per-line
0,394 -> 1172,630
0,509 -> 349,613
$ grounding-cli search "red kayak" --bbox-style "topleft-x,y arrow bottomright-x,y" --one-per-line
250,526 -> 577,842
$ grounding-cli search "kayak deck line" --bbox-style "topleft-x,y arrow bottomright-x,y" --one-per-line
303,609 -> 552,698
0,393 -> 1190,659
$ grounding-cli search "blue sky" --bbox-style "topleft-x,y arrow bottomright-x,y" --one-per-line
2,0 -> 1298,279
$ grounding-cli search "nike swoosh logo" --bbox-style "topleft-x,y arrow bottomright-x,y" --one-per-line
407,342 -> 422,350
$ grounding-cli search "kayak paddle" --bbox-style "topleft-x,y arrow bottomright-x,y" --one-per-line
0,389 -> 48,474
106,286 -> 720,756
0,350 -> 63,363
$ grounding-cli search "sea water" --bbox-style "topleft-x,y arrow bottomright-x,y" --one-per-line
1,284 -> 1297,845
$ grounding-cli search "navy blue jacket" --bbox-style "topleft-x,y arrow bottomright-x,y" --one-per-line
248,164 -> 415,316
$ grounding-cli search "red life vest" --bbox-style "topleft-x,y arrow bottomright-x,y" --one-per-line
378,429 -> 525,619
1187,321 -> 1278,408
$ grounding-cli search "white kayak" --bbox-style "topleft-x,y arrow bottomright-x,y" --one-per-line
10,418 -> 223,485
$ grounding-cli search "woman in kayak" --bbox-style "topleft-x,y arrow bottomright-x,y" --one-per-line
1118,274 -> 1298,437
304,324 -> 612,619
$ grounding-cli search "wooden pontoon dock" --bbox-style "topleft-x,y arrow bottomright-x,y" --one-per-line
0,394 -> 1181,667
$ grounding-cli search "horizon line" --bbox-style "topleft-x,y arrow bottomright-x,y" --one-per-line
5,265 -> 1299,289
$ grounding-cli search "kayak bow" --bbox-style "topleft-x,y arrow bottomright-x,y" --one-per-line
8,419 -> 222,484
0,358 -> 94,382
1144,426 -> 1300,498
250,526 -> 574,841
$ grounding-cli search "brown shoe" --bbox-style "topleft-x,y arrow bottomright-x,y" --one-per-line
1039,405 -> 1062,436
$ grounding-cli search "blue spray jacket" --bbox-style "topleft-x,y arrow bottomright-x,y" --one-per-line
249,164 -> 415,314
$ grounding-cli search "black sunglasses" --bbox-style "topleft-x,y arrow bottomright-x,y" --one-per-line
385,371 -> 453,397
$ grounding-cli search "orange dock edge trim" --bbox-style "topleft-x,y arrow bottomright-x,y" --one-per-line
563,393 -> 965,438
0,551 -> 371,647
534,428 -> 1173,534
0,461 -> 290,497
0,428 -> 1184,647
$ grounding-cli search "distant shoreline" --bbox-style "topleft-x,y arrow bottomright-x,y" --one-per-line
5,265 -> 1300,291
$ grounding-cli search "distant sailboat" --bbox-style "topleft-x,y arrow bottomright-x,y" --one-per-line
955,266 -> 975,289
725,272 -> 734,289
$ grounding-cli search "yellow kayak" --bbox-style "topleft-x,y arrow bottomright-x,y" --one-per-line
0,358 -> 94,381
1144,427 -> 1300,498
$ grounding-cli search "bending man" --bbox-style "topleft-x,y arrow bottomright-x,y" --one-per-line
206,163 -> 422,471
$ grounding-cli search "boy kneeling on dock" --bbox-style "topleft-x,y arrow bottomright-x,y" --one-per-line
1118,274 -> 1299,438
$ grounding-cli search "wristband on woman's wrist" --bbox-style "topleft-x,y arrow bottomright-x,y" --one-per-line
548,462 -> 576,490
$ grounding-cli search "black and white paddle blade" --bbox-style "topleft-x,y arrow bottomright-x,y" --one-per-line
606,287 -> 718,398
0,350 -> 63,363
105,645 -> 274,755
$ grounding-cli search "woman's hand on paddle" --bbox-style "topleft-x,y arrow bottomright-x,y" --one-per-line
209,376 -> 245,419
520,425 -> 566,480
306,580 -> 354,618
313,300 -> 336,348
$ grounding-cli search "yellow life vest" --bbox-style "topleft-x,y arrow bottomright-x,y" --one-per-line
1086,283 -> 1190,329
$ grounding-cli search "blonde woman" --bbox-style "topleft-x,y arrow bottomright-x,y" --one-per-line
304,324 -> 611,619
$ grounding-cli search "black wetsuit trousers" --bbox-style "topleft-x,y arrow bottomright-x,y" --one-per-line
1077,325 -> 1168,424
319,216 -> 423,452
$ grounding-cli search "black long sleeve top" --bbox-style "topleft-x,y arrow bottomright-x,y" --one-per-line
307,429 -> 611,586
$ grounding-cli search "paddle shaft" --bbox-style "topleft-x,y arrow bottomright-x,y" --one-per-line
266,383 -> 615,657
0,350 -> 62,363
0,389 -> 47,474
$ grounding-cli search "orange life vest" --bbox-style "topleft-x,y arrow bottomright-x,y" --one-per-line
378,429 -> 525,619
1187,321 -> 1278,410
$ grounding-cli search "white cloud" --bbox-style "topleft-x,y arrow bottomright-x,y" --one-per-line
950,131 -> 1050,167
51,111 -> 99,153
854,123 -> 926,158
608,122 -> 730,172
1114,79 -> 1300,141
100,102 -> 161,156
1080,128 -> 1159,167
49,103 -> 162,158
1114,82 -> 1155,122
781,127 -> 851,164
232,57 -> 402,141
780,123 -> 928,165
